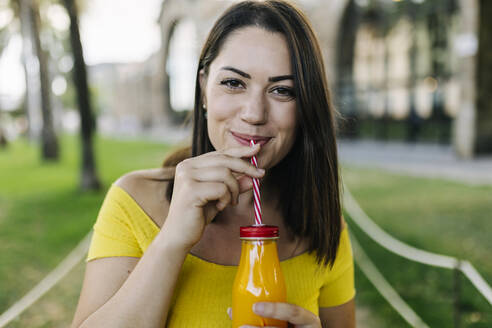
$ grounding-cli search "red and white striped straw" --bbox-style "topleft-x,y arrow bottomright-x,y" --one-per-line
250,140 -> 262,226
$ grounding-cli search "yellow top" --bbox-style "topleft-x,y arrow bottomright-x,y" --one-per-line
87,185 -> 355,327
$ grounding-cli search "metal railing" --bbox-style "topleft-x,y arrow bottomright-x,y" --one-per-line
1,186 -> 490,327
343,184 -> 492,327
0,233 -> 92,328
350,230 -> 430,327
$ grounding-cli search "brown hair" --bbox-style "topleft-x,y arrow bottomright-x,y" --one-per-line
164,0 -> 341,266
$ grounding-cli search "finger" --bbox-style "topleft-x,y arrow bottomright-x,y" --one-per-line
220,143 -> 261,158
192,167 -> 239,205
203,202 -> 220,224
193,181 -> 230,209
215,186 -> 232,211
192,153 -> 264,178
227,307 -> 232,320
253,302 -> 319,326
237,175 -> 254,194
202,143 -> 260,160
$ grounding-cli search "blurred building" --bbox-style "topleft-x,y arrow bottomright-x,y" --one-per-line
93,0 -> 489,157
334,0 -> 481,158
89,55 -> 168,137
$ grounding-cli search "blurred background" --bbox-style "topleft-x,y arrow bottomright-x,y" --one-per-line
0,0 -> 491,327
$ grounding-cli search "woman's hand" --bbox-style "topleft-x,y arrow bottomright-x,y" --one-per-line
162,145 -> 264,251
227,302 -> 321,328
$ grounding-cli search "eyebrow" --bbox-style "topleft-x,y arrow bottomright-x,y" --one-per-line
268,75 -> 294,83
220,66 -> 294,83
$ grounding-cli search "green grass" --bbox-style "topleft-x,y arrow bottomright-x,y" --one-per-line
6,260 -> 87,328
1,137 -> 491,327
0,135 -> 172,312
343,166 -> 492,327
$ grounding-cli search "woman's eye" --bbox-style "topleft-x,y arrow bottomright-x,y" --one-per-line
220,79 -> 244,89
272,87 -> 295,98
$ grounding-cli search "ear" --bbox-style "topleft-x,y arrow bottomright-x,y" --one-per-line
199,69 -> 207,106
199,69 -> 207,92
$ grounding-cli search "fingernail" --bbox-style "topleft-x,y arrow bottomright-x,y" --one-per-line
257,168 -> 265,174
253,302 -> 265,314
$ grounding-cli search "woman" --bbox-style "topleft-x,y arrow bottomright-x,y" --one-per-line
71,1 -> 355,327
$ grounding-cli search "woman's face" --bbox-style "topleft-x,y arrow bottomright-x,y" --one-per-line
202,26 -> 297,169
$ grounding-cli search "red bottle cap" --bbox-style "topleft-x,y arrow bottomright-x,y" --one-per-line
240,225 -> 279,238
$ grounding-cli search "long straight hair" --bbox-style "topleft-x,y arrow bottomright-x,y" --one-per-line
165,0 -> 341,266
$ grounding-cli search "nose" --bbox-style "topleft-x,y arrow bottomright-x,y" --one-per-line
240,93 -> 268,125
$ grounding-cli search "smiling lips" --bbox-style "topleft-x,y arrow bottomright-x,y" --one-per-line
231,131 -> 272,146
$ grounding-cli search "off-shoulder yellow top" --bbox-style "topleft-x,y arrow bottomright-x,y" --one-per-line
87,184 -> 355,327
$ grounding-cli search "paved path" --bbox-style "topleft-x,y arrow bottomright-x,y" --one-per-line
102,123 -> 492,186
102,125 -> 492,186
338,140 -> 492,186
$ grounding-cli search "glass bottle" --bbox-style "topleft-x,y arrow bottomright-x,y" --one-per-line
232,225 -> 287,327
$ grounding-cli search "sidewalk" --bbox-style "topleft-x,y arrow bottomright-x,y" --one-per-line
338,140 -> 492,186
101,123 -> 492,187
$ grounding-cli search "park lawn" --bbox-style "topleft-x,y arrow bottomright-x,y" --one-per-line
0,135 -> 172,312
1,136 -> 491,327
342,166 -> 492,327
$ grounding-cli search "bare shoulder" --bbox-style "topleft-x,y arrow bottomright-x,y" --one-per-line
114,167 -> 176,228
115,167 -> 176,185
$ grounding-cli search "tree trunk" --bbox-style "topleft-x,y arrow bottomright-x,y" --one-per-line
62,0 -> 101,191
475,0 -> 492,154
0,132 -> 6,149
0,116 -> 7,149
406,6 -> 421,143
0,38 -> 7,149
335,0 -> 360,138
18,0 -> 39,141
29,0 -> 59,160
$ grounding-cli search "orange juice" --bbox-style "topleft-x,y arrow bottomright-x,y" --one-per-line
232,225 -> 287,328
